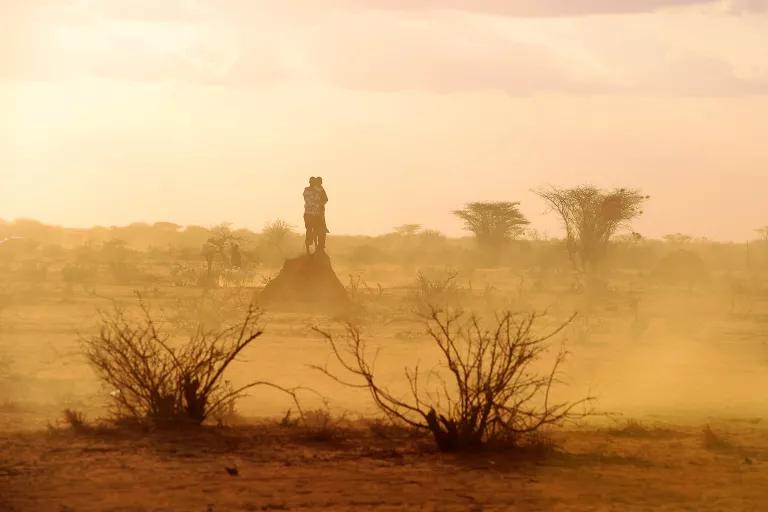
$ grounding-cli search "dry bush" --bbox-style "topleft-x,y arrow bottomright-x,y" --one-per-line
280,407 -> 346,442
605,419 -> 681,439
313,307 -> 591,452
170,262 -> 199,287
83,297 -> 299,427
62,264 -> 98,284
412,269 -> 464,308
62,408 -> 89,433
346,274 -> 383,306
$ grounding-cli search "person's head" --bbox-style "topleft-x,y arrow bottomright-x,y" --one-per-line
309,176 -> 317,186
316,176 -> 323,186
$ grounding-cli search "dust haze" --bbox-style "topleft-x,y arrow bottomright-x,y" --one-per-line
3,0 -> 768,510
2,210 -> 767,509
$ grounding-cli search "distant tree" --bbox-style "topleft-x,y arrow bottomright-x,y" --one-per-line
536,186 -> 648,275
756,226 -> 768,242
419,229 -> 446,241
201,224 -> 239,279
452,202 -> 529,249
207,224 -> 239,259
262,219 -> 295,256
663,233 -> 693,245
393,224 -> 422,237
153,222 -> 181,232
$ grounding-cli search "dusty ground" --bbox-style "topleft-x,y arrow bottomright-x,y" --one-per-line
1,419 -> 767,511
1,270 -> 768,511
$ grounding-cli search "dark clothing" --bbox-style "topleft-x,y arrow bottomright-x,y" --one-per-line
303,183 -> 329,253
304,214 -> 327,251
304,213 -> 327,233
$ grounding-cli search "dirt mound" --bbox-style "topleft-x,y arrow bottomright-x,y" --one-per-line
259,252 -> 351,311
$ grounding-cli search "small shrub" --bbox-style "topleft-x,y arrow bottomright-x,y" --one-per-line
346,274 -> 383,306
412,269 -> 463,308
170,263 -> 199,287
63,408 -> 89,433
62,264 -> 98,284
606,419 -> 648,437
652,250 -> 709,289
301,409 -> 344,442
313,307 -> 591,452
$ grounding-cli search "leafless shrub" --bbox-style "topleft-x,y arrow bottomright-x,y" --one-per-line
62,408 -> 89,433
280,407 -> 346,442
312,307 -> 591,452
347,274 -> 383,305
412,270 -> 463,308
83,297 -> 302,427
301,409 -> 345,442
607,419 -> 648,437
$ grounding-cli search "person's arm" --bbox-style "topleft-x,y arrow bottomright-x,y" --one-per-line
320,187 -> 328,204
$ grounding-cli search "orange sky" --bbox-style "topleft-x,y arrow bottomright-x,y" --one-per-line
2,0 -> 767,240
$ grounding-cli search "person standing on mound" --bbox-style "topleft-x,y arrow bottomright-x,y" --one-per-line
303,176 -> 329,254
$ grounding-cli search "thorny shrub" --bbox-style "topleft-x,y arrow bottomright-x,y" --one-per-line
313,306 -> 591,452
83,296 -> 300,426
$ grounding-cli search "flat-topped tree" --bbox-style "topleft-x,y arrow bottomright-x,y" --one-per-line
536,186 -> 648,277
453,201 -> 529,250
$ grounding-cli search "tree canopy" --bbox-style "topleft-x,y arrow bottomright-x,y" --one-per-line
453,201 -> 529,249
536,186 -> 648,273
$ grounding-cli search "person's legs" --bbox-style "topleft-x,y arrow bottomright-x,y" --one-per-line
317,215 -> 327,251
304,214 -> 313,254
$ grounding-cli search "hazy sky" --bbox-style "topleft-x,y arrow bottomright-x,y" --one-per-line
2,0 -> 767,240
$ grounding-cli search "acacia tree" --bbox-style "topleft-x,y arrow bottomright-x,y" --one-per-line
756,226 -> 768,242
453,202 -> 529,250
393,224 -> 422,237
535,186 -> 648,275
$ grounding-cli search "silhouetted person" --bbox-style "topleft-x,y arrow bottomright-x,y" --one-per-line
303,176 -> 328,254
230,243 -> 241,268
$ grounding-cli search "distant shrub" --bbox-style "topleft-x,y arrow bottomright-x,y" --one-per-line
62,264 -> 98,283
652,250 -> 709,288
346,274 -> 383,306
170,263 -> 199,287
62,409 -> 89,433
108,261 -> 149,285
412,269 -> 464,308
